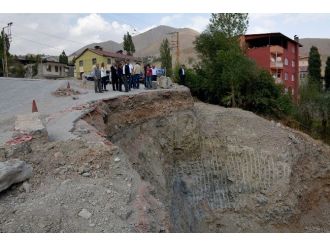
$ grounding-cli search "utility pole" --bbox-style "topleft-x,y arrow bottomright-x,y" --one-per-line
168,31 -> 180,66
2,22 -> 13,77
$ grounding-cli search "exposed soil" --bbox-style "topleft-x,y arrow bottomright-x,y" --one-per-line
1,88 -> 329,232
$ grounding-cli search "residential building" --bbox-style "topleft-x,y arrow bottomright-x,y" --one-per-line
241,33 -> 302,101
36,56 -> 70,79
16,55 -> 71,79
299,56 -> 309,87
74,46 -> 134,79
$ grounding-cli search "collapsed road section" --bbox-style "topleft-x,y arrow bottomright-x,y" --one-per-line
1,87 -> 330,232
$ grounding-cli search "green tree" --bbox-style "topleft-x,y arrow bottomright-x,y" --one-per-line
160,38 -> 172,76
123,32 -> 135,56
209,13 -> 249,38
308,46 -> 322,87
59,50 -> 68,65
325,56 -> 330,90
191,13 -> 293,116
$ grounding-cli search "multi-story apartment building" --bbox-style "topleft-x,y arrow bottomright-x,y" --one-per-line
241,33 -> 302,101
299,56 -> 309,87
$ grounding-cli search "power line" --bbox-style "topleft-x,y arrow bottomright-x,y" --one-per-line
13,34 -> 75,54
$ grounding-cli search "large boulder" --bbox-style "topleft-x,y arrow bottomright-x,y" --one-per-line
158,76 -> 173,89
0,159 -> 33,193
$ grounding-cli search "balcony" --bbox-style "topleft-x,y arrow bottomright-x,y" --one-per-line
275,78 -> 283,84
270,45 -> 284,55
270,61 -> 283,69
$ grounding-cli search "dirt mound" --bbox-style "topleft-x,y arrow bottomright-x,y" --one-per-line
52,87 -> 81,97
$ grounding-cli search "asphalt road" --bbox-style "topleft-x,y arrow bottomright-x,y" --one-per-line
0,77 -> 149,144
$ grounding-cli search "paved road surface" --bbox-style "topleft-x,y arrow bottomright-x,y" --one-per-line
0,77 -> 151,144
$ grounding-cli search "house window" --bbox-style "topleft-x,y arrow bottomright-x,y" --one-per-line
92,58 -> 97,65
46,65 -> 51,72
60,67 -> 62,73
291,74 -> 295,81
292,60 -> 295,67
107,58 -> 111,65
55,66 -> 58,72
285,72 -> 288,81
79,60 -> 83,66
284,58 -> 288,66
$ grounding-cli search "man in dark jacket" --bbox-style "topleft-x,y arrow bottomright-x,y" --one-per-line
178,64 -> 186,85
111,63 -> 118,91
124,60 -> 131,92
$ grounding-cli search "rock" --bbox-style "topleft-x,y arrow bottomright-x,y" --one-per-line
256,194 -> 268,205
114,157 -> 121,162
54,152 -> 64,159
0,159 -> 33,193
276,122 -> 281,128
288,134 -> 299,144
78,165 -> 90,174
22,181 -> 31,193
78,209 -> 92,219
73,127 -> 90,136
5,142 -> 32,158
158,76 -> 173,89
81,172 -> 91,177
119,209 -> 133,220
72,96 -> 79,100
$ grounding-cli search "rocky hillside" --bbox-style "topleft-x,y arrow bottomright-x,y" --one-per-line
70,25 -> 200,66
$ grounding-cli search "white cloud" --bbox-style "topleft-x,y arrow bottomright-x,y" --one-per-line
248,14 -> 278,34
188,16 -> 209,32
69,14 -> 135,44
160,14 -> 183,25
0,13 -> 137,56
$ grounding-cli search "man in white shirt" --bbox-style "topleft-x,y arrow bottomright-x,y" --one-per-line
151,65 -> 157,81
133,62 -> 142,89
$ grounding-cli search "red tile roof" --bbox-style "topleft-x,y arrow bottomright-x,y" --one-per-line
76,48 -> 135,60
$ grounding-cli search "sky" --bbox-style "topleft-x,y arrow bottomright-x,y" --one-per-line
1,13 -> 330,56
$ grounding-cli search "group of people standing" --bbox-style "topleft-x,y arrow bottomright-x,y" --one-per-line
93,60 -> 149,93
92,60 -> 186,93
110,60 -> 144,92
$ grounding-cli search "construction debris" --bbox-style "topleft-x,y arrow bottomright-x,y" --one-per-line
52,87 -> 81,97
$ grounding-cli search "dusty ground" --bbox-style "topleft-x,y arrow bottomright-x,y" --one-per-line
0,87 -> 329,232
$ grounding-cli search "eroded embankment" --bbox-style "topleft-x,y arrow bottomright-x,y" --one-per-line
83,89 -> 330,232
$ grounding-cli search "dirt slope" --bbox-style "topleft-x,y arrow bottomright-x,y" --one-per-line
0,88 -> 329,232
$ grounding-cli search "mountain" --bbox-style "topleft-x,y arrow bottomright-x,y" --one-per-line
299,38 -> 330,74
70,25 -> 200,66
